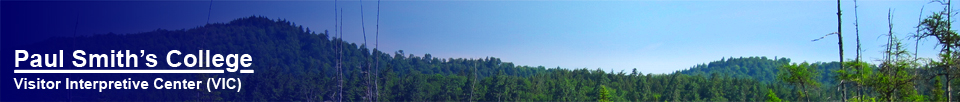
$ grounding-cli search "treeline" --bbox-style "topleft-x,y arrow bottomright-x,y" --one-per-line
380,66 -> 781,101
679,56 -> 841,84
678,56 -> 853,101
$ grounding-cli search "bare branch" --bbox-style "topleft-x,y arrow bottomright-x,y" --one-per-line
812,32 -> 839,42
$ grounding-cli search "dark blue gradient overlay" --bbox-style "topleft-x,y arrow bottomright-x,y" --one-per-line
3,1 -> 263,101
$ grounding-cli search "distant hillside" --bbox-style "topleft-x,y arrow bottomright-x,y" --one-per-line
678,56 -> 841,85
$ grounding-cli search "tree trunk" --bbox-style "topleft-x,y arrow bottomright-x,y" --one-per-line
836,0 -> 846,101
802,82 -> 809,102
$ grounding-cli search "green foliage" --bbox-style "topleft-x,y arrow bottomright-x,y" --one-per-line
836,61 -> 873,100
679,57 -> 790,83
902,94 -> 926,102
848,96 -> 876,102
837,61 -> 873,86
871,33 -> 921,101
778,62 -> 820,101
680,57 -> 841,86
765,89 -> 783,102
598,85 -> 612,102
918,11 -> 959,52
932,76 -> 946,101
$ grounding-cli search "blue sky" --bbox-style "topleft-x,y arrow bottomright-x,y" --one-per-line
3,0 -> 954,74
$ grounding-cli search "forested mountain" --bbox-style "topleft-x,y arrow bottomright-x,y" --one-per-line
15,16 -> 840,101
679,57 -> 790,82
678,57 -> 843,85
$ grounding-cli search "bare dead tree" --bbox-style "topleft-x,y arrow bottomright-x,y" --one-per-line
374,0 -> 381,101
837,0 -> 846,101
853,0 -> 864,100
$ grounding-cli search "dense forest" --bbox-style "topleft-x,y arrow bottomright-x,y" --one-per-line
14,5 -> 960,100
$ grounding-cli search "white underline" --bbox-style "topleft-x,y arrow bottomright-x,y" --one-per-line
240,70 -> 254,73
14,69 -> 226,73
